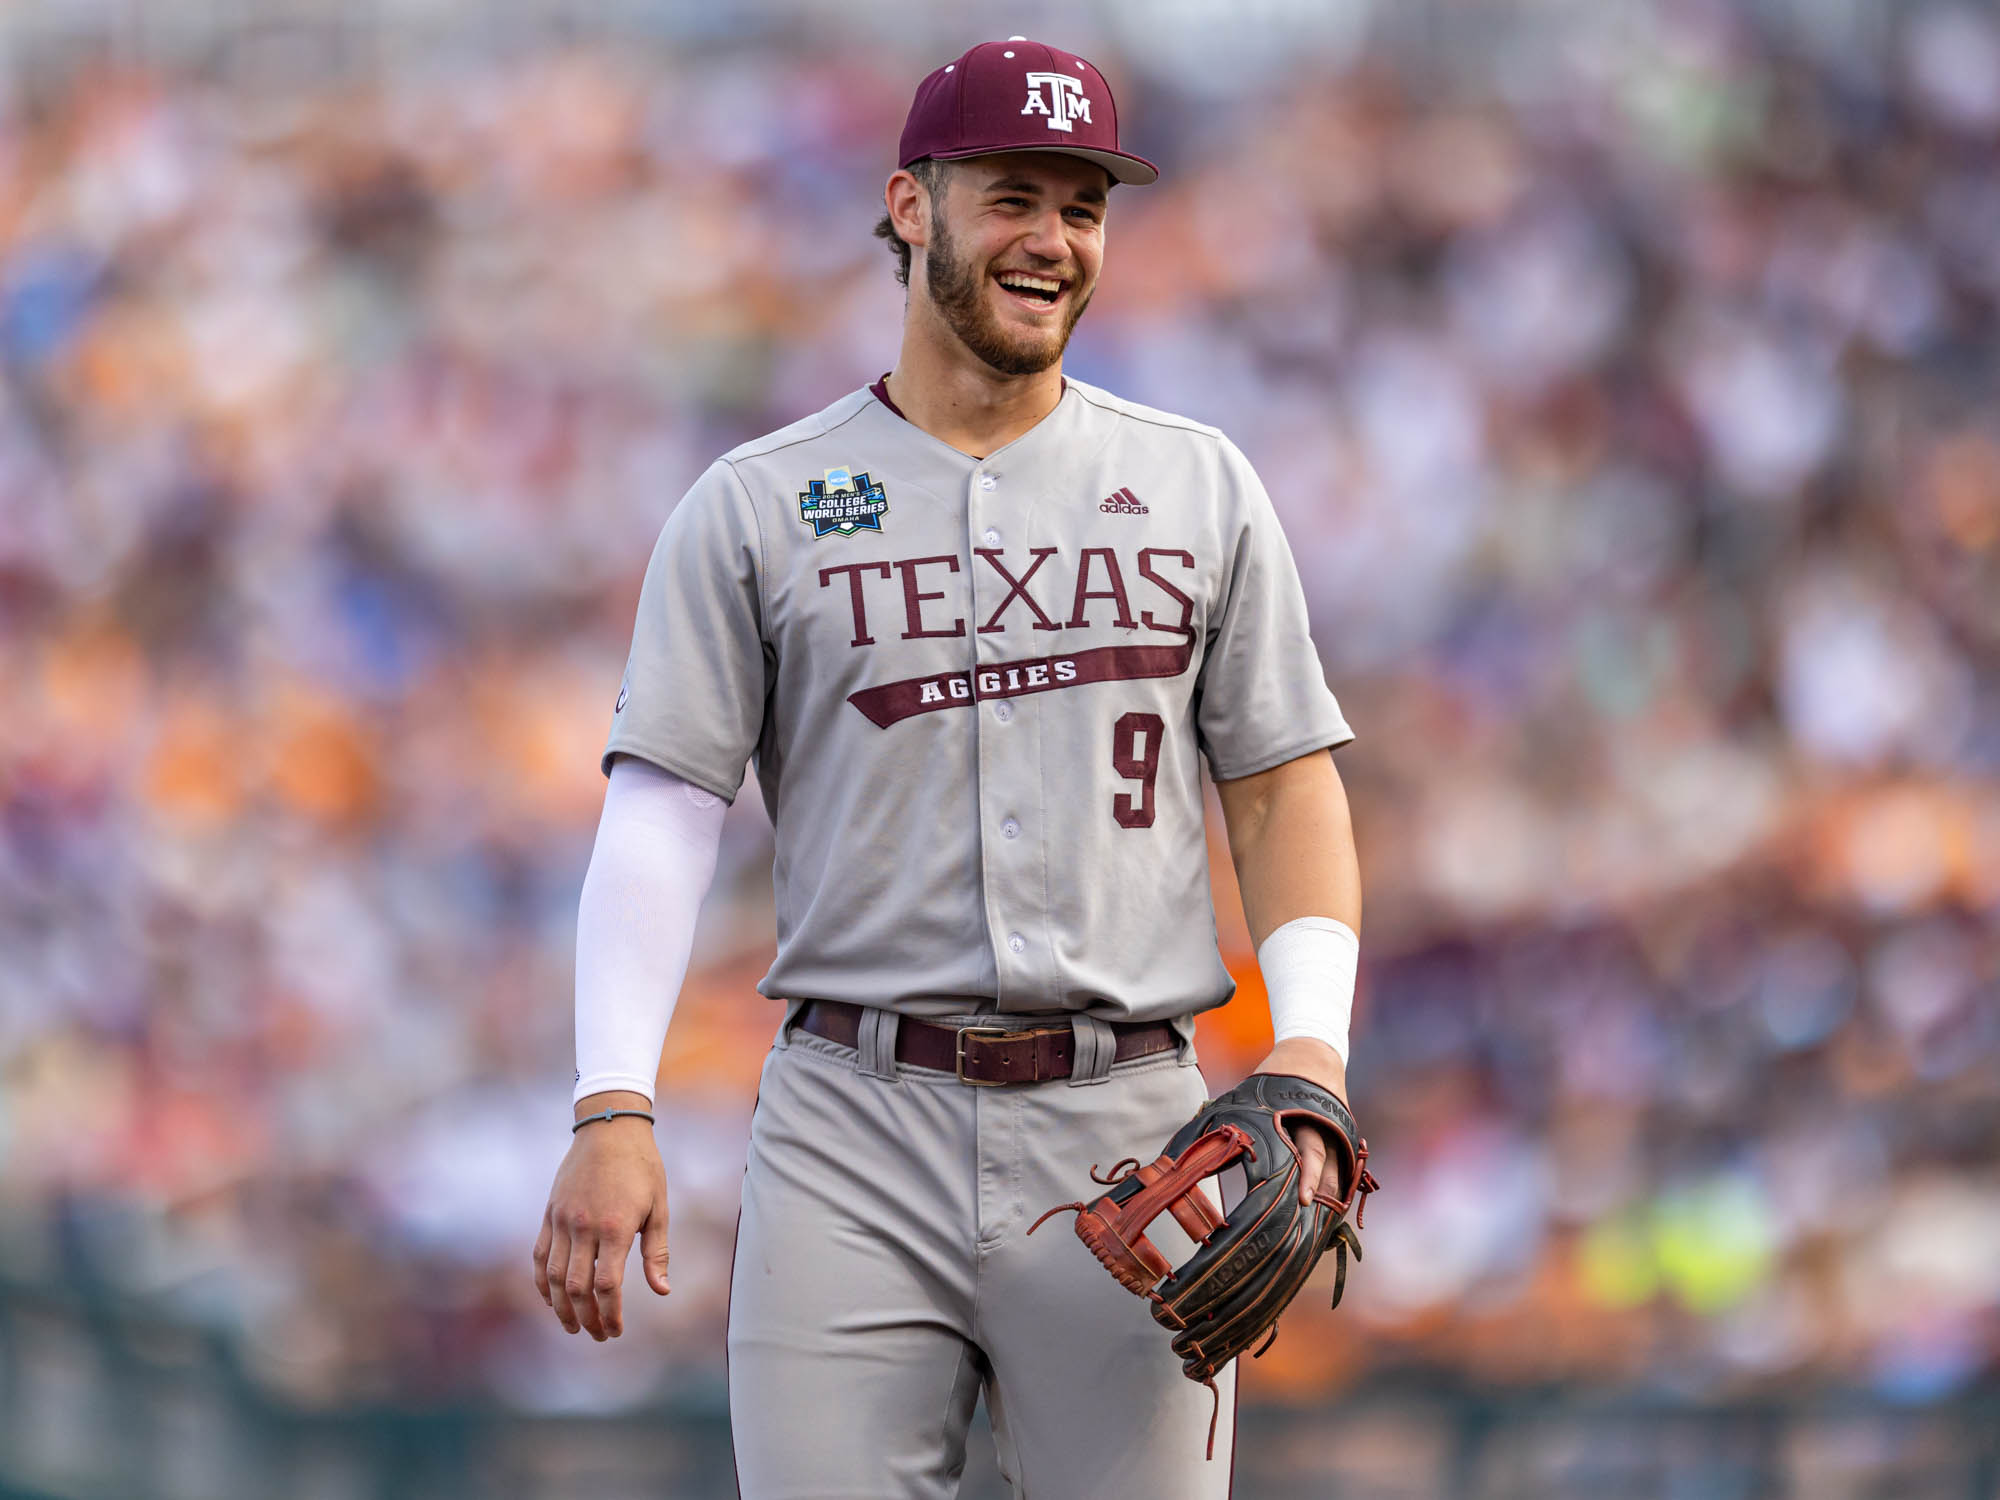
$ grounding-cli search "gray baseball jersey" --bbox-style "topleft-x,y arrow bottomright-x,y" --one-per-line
603,376 -> 1352,1020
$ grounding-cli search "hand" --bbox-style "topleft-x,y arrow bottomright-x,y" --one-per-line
1249,1037 -> 1349,1207
532,1091 -> 671,1340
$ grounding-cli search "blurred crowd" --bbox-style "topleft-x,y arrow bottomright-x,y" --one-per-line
2,0 -> 1998,1419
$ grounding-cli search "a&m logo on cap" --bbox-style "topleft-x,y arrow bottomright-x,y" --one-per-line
1022,72 -> 1091,133
799,466 -> 890,539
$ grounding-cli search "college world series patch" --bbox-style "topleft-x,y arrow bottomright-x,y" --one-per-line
799,467 -> 889,538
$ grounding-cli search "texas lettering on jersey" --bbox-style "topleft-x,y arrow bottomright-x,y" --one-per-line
817,543 -> 1197,728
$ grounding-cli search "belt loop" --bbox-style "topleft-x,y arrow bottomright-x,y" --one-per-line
1171,1014 -> 1199,1065
1067,1014 -> 1116,1086
776,997 -> 810,1049
857,1006 -> 901,1081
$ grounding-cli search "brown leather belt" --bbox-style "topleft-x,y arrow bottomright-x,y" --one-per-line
796,1000 -> 1178,1086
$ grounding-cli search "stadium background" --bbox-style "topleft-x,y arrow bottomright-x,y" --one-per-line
2,0 -> 1998,1495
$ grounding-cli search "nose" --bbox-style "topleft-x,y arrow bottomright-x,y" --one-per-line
1022,207 -> 1069,265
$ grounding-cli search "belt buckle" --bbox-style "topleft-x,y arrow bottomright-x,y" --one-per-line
954,1026 -> 1014,1086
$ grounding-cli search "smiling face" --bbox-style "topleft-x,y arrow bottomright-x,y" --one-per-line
913,153 -> 1110,377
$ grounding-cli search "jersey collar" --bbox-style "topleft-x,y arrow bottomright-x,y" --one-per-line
869,372 -> 1069,464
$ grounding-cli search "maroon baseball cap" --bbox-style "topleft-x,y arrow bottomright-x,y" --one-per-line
898,37 -> 1158,187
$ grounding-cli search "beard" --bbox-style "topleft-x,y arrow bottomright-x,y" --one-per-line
922,211 -> 1093,377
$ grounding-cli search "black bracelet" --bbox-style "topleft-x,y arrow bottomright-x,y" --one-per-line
572,1108 -> 657,1133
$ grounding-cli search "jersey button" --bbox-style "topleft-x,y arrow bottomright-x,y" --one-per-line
1002,818 -> 1020,839
1007,932 -> 1026,954
993,701 -> 1013,722
982,527 -> 1000,546
978,473 -> 998,491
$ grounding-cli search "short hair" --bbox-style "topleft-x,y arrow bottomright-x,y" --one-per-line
873,159 -> 950,287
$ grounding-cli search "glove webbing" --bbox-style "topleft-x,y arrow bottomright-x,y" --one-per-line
1027,1123 -> 1251,1292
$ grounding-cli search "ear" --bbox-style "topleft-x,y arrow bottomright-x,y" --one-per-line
884,169 -> 933,250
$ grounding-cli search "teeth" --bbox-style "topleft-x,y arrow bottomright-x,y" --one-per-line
998,273 -> 1063,294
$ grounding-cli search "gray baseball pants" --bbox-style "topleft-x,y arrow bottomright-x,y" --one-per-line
727,1009 -> 1236,1499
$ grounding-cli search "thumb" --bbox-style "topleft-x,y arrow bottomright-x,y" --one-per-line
1295,1127 -> 1329,1207
640,1198 -> 672,1297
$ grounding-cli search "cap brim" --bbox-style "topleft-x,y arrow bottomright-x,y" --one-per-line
925,142 -> 1159,186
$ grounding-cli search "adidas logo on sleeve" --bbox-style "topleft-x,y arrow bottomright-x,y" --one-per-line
1098,487 -> 1149,514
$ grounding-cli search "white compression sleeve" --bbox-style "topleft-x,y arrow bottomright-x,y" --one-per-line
572,757 -> 728,1105
1258,916 -> 1359,1064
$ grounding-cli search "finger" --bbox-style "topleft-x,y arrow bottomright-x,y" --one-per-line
532,1208 -> 554,1306
594,1225 -> 633,1338
546,1218 -> 579,1333
1296,1128 -> 1328,1207
564,1226 -> 607,1340
640,1198 -> 672,1298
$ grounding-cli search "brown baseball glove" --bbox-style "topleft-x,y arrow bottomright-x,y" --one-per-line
1030,1073 -> 1378,1457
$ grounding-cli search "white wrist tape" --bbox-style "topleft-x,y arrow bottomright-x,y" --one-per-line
573,757 -> 728,1105
1258,916 -> 1358,1064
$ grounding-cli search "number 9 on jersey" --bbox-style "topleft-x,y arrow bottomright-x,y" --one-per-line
1111,711 -> 1165,829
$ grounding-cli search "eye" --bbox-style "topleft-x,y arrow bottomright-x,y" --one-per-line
1066,207 -> 1102,223
996,196 -> 1031,208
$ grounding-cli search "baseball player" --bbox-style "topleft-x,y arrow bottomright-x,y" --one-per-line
532,37 -> 1368,1499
